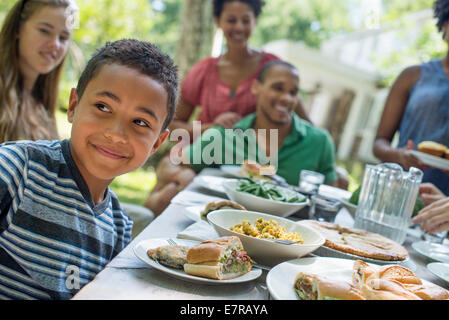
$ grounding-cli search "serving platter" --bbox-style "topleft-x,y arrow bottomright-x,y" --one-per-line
133,238 -> 262,285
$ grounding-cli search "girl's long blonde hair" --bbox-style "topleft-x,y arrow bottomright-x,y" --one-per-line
0,0 -> 76,143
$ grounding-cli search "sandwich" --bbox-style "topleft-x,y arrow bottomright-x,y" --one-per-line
402,283 -> 449,300
240,160 -> 276,177
183,236 -> 253,280
352,260 -> 421,287
200,201 -> 246,221
147,245 -> 190,269
417,141 -> 448,157
294,272 -> 366,300
360,278 -> 421,300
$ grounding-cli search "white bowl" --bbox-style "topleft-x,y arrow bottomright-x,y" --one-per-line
222,179 -> 309,218
207,209 -> 325,267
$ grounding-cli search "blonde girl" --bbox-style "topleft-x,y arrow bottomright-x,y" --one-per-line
0,0 -> 77,143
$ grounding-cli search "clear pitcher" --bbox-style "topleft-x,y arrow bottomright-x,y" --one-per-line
354,163 -> 423,244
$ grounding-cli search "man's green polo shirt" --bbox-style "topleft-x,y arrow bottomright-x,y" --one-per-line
186,113 -> 337,186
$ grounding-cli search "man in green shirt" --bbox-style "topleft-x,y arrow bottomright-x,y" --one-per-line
184,60 -> 338,186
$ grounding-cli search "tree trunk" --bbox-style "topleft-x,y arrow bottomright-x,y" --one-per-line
175,0 -> 214,81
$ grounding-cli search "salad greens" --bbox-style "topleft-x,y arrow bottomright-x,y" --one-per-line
236,178 -> 305,203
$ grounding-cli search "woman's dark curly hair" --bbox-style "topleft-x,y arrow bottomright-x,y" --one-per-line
213,0 -> 265,18
434,0 -> 449,32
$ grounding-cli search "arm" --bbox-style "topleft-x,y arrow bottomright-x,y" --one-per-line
413,196 -> 449,234
372,66 -> 424,170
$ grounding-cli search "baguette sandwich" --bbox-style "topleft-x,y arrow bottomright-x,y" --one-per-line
360,278 -> 422,300
352,260 -> 421,287
240,160 -> 276,177
183,236 -> 253,280
200,201 -> 246,221
294,272 -> 366,300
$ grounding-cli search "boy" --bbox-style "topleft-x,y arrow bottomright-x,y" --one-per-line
0,39 -> 178,299
183,60 -> 338,186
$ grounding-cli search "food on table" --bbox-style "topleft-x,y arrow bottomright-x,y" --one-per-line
236,178 -> 305,203
294,259 -> 449,300
352,260 -> 449,300
230,217 -> 304,243
200,200 -> 247,221
183,236 -> 253,280
147,245 -> 190,269
301,220 -> 408,261
294,272 -> 366,300
239,159 -> 276,178
417,141 -> 448,157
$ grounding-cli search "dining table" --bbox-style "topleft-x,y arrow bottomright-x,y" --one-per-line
72,168 -> 449,300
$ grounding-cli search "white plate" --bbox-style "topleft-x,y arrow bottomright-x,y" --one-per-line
223,179 -> 309,218
412,241 -> 449,263
410,150 -> 449,170
267,256 -> 438,300
427,262 -> 449,284
207,210 -> 325,267
133,238 -> 263,285
220,165 -> 242,177
193,175 -> 228,194
267,257 -> 370,300
183,205 -> 203,221
318,185 -> 352,201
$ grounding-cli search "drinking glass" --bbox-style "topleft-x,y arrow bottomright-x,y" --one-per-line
354,163 -> 423,244
299,170 -> 325,194
309,195 -> 341,223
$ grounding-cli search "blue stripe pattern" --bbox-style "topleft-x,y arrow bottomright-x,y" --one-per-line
0,140 -> 133,299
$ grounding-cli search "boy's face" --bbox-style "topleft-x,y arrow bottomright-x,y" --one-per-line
252,65 -> 299,126
67,63 -> 169,186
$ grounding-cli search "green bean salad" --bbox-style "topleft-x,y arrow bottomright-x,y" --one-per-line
236,178 -> 306,203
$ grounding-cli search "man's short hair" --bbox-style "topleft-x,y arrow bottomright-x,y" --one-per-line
76,39 -> 178,131
256,60 -> 299,83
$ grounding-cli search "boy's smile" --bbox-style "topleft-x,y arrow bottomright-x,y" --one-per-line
67,63 -> 169,202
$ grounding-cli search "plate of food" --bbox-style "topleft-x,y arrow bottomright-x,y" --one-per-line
133,236 -> 262,285
298,220 -> 411,266
267,256 -> 449,300
409,141 -> 449,170
207,209 -> 325,266
412,241 -> 449,264
223,178 -> 308,217
183,201 -> 247,222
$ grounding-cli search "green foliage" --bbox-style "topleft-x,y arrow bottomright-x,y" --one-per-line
252,0 -> 356,48
110,168 -> 157,205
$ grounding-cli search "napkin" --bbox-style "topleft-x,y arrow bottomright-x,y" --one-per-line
177,220 -> 220,242
171,190 -> 226,206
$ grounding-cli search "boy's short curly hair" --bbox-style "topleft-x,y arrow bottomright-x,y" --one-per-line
213,0 -> 265,18
76,39 -> 178,131
256,60 -> 298,83
434,0 -> 449,32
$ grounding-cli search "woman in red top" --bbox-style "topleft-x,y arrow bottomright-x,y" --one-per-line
171,0 -> 311,141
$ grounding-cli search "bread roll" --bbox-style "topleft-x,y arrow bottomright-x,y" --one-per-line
361,279 -> 421,300
417,141 -> 448,157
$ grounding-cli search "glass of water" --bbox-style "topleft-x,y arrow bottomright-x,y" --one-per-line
299,170 -> 325,194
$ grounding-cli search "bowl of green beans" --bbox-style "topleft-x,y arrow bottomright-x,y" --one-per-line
223,178 -> 309,217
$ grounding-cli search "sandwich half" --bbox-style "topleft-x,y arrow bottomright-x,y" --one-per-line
183,236 -> 253,280
200,201 -> 246,221
294,272 -> 366,300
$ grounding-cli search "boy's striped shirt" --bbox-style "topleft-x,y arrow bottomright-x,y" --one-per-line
0,140 -> 133,299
